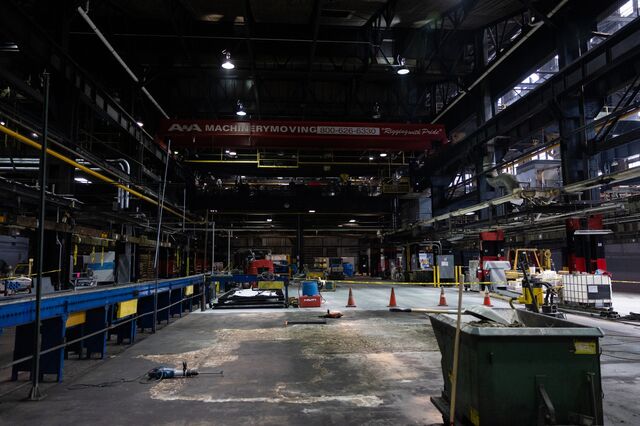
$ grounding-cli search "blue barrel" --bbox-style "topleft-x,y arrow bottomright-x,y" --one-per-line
301,281 -> 319,296
343,263 -> 354,277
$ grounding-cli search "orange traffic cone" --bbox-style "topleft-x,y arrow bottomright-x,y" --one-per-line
482,289 -> 493,307
346,287 -> 357,308
387,287 -> 398,307
438,287 -> 448,306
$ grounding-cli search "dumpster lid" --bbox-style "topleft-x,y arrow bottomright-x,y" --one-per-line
429,308 -> 604,337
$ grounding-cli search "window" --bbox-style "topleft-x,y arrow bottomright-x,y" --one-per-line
620,0 -> 634,17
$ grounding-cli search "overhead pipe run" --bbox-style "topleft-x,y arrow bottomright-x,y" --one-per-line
76,6 -> 169,119
387,163 -> 640,237
0,124 -> 189,221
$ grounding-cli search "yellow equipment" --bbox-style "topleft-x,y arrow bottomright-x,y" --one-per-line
505,248 -> 552,281
306,270 -> 324,280
517,286 -> 545,307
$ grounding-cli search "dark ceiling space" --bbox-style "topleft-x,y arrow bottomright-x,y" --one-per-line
0,0 -> 627,240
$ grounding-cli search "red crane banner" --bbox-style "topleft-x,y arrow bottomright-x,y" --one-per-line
157,119 -> 447,151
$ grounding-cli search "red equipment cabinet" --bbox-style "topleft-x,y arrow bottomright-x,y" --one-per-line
478,231 -> 505,281
566,215 -> 607,273
247,259 -> 274,275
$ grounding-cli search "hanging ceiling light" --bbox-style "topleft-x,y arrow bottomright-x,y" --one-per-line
372,102 -> 382,119
221,50 -> 235,70
396,55 -> 410,75
235,100 -> 247,116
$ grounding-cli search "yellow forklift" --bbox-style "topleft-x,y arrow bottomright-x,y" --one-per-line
505,248 -> 553,282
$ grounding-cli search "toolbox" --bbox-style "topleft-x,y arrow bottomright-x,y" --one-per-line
298,295 -> 322,308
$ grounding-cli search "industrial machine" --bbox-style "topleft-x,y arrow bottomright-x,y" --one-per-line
516,256 -> 563,318
396,242 -> 437,282
1,259 -> 33,296
268,254 -> 291,276
70,269 -> 98,289
213,277 -> 289,309
327,257 -> 345,280
247,259 -> 274,276
505,248 -> 558,290
478,231 -> 505,282
306,268 -> 325,280
566,215 -> 608,274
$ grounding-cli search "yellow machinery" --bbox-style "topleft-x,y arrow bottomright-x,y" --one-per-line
505,248 -> 552,281
511,253 -> 563,317
517,285 -> 545,307
306,270 -> 324,280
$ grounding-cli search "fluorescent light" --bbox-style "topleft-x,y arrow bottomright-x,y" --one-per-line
228,151 -> 237,156
308,209 -> 316,213
266,218 -> 273,222
379,152 -> 388,158
574,229 -> 613,236
396,55 -> 410,75
0,121 -> 5,126
221,50 -> 235,69
225,149 -> 230,154
173,150 -> 179,155
31,132 -> 38,138
74,177 -> 92,184
236,100 -> 246,116
368,156 -> 374,160
136,121 -> 144,127
349,219 -> 356,223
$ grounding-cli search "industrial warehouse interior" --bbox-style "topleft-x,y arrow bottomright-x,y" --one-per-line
2,0 -> 640,424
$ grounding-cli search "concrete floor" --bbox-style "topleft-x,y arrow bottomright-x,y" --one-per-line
0,285 -> 639,425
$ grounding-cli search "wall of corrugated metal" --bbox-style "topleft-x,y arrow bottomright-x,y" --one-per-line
606,243 -> 640,283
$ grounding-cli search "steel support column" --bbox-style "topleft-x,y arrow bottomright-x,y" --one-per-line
556,11 -> 597,197
296,215 -> 304,270
28,71 -> 50,401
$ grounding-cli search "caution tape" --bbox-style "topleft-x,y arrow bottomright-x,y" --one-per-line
328,278 -> 640,286
2,269 -> 62,280
324,279 -> 499,287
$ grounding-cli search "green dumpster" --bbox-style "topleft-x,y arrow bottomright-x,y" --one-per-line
429,309 -> 604,425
